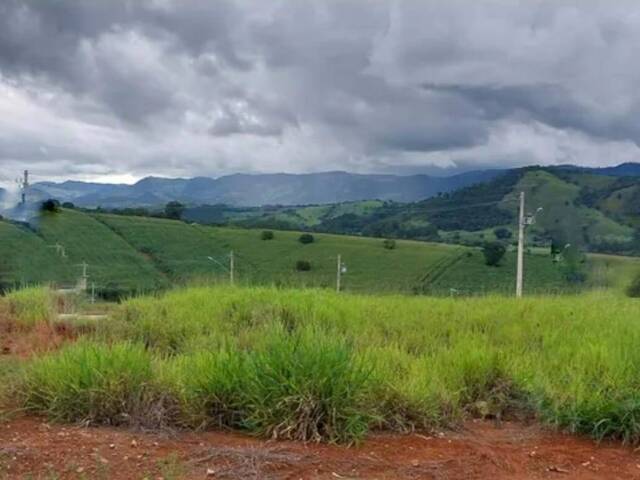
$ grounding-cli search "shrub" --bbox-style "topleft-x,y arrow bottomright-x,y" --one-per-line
295,260 -> 312,271
627,273 -> 640,298
382,239 -> 396,250
298,233 -> 315,244
40,199 -> 60,213
493,227 -> 512,240
482,241 -> 506,266
260,230 -> 274,240
61,202 -> 75,209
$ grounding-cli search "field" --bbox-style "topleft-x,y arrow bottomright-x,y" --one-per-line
3,284 -> 640,477
0,209 -> 638,300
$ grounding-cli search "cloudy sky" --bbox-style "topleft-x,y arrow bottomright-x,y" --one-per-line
1,0 -> 640,185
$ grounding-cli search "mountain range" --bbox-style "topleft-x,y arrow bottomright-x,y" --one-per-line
3,162 -> 638,209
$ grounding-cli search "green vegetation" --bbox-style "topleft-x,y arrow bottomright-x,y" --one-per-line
5,286 -> 55,326
482,241 -> 506,266
185,167 -> 639,256
11,285 -> 640,445
38,209 -> 166,297
0,220 -> 74,290
0,208 -> 636,297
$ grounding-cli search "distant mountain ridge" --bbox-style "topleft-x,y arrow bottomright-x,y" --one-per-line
28,169 -> 504,207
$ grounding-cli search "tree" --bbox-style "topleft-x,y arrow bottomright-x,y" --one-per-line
482,241 -> 506,266
382,239 -> 396,250
261,230 -> 274,240
627,272 -> 640,298
298,233 -> 314,244
62,202 -> 75,209
165,201 -> 185,220
493,227 -> 512,240
40,199 -> 60,213
295,260 -> 312,271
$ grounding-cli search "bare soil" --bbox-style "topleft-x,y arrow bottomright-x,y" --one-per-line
1,417 -> 640,479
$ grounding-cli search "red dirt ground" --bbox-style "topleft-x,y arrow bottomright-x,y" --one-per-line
2,417 -> 640,479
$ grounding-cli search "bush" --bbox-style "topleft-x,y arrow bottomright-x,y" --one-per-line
493,227 -> 512,240
382,239 -> 396,250
61,202 -> 75,209
295,260 -> 312,271
482,241 -> 506,266
627,273 -> 640,298
260,230 -> 274,240
40,199 -> 60,213
298,233 -> 315,244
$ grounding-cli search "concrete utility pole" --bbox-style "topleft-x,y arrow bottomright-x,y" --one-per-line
77,261 -> 89,292
516,192 -> 525,298
516,192 -> 543,298
229,251 -> 235,285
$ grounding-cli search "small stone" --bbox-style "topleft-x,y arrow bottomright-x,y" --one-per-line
131,439 -> 138,447
410,459 -> 419,467
109,443 -> 115,449
76,467 -> 84,474
206,468 -> 216,476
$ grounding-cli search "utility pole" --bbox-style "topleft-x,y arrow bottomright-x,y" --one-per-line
336,254 -> 342,293
77,261 -> 89,292
515,192 -> 543,298
516,192 -> 525,298
18,170 -> 29,205
229,251 -> 235,285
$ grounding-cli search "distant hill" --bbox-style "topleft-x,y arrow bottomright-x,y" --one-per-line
207,165 -> 640,256
28,170 -> 503,208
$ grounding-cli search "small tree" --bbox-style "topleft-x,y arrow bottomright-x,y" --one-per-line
295,260 -> 312,271
627,272 -> 640,298
164,201 -> 185,220
383,239 -> 396,250
298,233 -> 314,244
493,227 -> 512,240
261,230 -> 274,240
40,199 -> 60,213
62,202 -> 75,209
483,241 -> 506,266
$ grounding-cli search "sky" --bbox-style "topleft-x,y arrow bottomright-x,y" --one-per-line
1,0 -> 640,186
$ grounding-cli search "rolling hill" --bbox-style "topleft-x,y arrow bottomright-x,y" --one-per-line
1,208 -> 637,297
212,166 -> 640,256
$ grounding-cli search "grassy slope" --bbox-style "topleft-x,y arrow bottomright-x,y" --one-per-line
198,226 -> 464,293
37,210 -> 165,292
0,220 -> 74,286
94,214 -> 231,281
501,170 -> 633,245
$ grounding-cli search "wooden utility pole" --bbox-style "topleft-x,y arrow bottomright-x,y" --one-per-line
229,251 -> 235,285
516,191 -> 525,298
336,254 -> 342,293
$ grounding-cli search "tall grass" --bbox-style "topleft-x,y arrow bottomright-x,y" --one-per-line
15,285 -> 640,444
4,286 -> 55,326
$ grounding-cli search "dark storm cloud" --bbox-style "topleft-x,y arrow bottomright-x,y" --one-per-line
0,0 -> 639,184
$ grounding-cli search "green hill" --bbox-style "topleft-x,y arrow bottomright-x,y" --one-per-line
210,167 -> 639,256
37,209 -> 167,296
1,208 -> 637,297
0,220 -> 74,289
